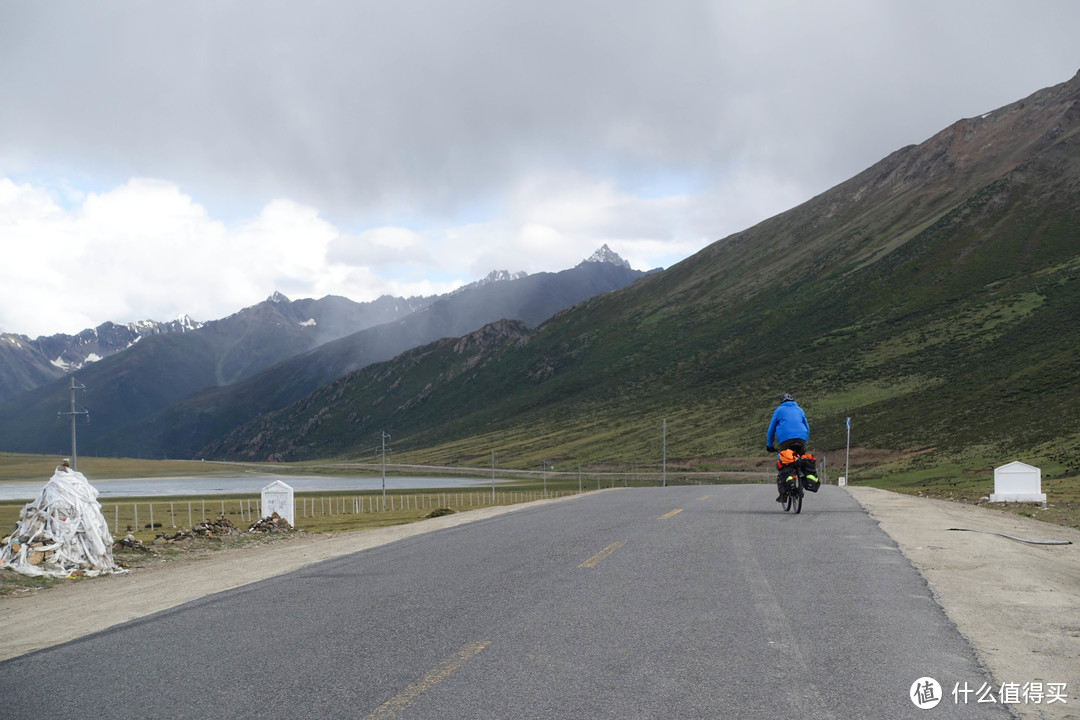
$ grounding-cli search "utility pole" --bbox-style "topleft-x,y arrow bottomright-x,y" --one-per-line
845,416 -> 852,485
57,377 -> 89,470
662,419 -> 667,487
380,431 -> 391,510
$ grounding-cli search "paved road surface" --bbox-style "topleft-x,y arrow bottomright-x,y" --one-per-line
0,485 -> 1007,719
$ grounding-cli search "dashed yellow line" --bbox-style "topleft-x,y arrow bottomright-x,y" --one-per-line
365,641 -> 490,719
659,508 -> 683,520
579,540 -> 626,568
697,495 -> 711,501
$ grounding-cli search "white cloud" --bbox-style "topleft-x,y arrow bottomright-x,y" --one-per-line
0,171 -> 741,336
0,178 -> 351,335
328,226 -> 431,267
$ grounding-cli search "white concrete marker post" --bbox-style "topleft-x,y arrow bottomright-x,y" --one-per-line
989,461 -> 1046,507
261,480 -> 295,526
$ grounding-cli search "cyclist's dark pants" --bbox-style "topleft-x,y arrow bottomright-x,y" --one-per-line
778,438 -> 807,455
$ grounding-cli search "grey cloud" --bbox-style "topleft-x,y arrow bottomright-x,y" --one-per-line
2,0 -> 1079,230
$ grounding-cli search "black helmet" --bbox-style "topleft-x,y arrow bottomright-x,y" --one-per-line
780,393 -> 794,403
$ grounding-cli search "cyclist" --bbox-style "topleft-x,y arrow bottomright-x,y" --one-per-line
766,393 -> 810,502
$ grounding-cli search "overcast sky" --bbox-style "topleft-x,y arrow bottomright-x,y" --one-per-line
2,1 -> 1078,337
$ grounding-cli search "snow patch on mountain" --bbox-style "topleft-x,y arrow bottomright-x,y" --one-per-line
579,244 -> 631,269
451,270 -> 529,296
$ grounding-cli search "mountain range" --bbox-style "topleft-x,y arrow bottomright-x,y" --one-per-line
5,68 -> 1080,477
199,70 -> 1080,475
0,246 -> 650,458
0,315 -> 201,404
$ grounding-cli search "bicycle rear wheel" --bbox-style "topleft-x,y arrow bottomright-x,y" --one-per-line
784,492 -> 794,512
794,488 -> 803,514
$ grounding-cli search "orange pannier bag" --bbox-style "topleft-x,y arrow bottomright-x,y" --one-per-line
777,449 -> 798,466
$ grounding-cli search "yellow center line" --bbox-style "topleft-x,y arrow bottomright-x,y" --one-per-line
697,495 -> 711,501
578,540 -> 626,568
365,641 -> 491,720
659,508 -> 683,519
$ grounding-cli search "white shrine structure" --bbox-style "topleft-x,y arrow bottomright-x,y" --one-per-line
989,461 -> 1046,505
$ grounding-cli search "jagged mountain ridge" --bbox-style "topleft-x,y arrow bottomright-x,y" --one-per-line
0,247 -> 647,457
203,70 -> 1080,467
0,291 -> 431,454
581,243 -> 632,269
0,315 -> 200,404
119,254 -> 648,459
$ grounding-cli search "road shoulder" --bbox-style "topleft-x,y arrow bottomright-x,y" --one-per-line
847,486 -> 1080,718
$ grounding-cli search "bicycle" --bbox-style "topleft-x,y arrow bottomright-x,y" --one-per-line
775,453 -> 819,514
778,465 -> 804,514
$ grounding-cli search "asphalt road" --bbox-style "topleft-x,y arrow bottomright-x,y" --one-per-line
0,485 -> 1009,719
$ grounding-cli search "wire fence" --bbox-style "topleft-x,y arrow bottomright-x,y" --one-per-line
1,468 -> 779,542
94,489 -> 581,537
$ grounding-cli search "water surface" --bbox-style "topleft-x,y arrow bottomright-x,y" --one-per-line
0,475 -> 494,501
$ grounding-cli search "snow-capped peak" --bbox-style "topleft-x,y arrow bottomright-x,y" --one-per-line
581,244 -> 631,269
479,270 -> 528,285
450,269 -> 528,296
174,313 -> 200,331
268,291 -> 291,304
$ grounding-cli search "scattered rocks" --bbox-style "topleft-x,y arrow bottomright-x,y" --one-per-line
152,529 -> 196,544
423,507 -> 456,519
248,512 -> 292,533
113,533 -> 149,552
192,514 -> 240,537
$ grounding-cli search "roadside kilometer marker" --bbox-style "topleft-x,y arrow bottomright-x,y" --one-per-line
365,641 -> 491,719
659,508 -> 683,520
579,540 -> 626,568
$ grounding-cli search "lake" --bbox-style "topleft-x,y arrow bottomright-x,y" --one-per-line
0,475 -> 496,501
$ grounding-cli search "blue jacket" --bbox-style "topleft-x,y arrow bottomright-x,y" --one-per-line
766,401 -> 809,447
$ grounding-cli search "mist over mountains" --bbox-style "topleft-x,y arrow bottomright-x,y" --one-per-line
0,246 -> 650,458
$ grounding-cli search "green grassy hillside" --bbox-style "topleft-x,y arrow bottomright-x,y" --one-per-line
204,72 -> 1080,485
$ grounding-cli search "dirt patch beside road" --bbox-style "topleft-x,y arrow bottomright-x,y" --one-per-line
848,486 -> 1080,719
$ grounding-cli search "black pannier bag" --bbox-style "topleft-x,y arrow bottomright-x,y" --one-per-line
776,464 -> 799,493
798,455 -> 821,492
